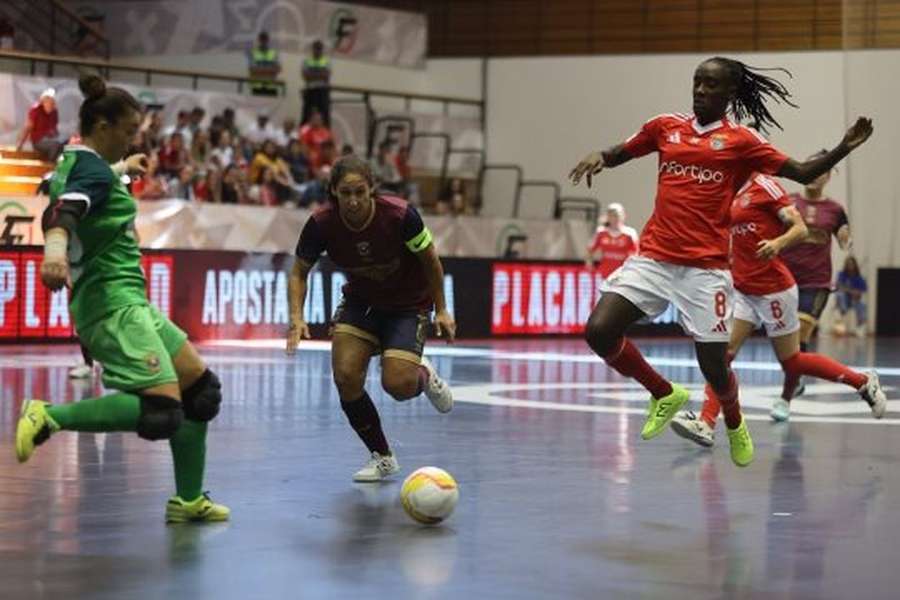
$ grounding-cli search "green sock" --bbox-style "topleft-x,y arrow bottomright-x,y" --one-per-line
169,419 -> 207,502
46,392 -> 140,432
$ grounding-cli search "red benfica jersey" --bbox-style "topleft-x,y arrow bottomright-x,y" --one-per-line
729,174 -> 796,295
295,195 -> 432,311
589,225 -> 638,277
622,114 -> 789,269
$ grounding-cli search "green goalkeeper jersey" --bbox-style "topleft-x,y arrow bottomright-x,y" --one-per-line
48,145 -> 148,328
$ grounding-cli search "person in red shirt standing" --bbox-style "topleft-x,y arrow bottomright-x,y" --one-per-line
16,88 -> 62,161
569,56 -> 873,467
286,156 -> 455,483
779,151 -> 852,398
669,174 -> 886,447
586,202 -> 639,278
299,108 -> 334,169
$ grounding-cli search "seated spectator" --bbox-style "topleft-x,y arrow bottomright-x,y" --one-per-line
209,129 -> 235,170
278,118 -> 298,147
193,169 -> 214,202
189,106 -> 206,137
222,108 -> 240,139
300,171 -> 329,209
250,139 -> 296,204
834,255 -> 868,338
16,88 -> 63,161
341,144 -> 355,157
299,108 -> 334,166
373,140 -> 403,194
191,129 -> 210,165
251,166 -> 280,206
285,139 -> 311,185
132,154 -> 169,200
246,113 -> 279,148
313,139 -> 337,178
220,164 -> 249,204
141,110 -> 163,149
168,164 -> 197,201
394,145 -> 419,203
158,131 -> 189,178
163,110 -> 192,146
436,178 -> 471,216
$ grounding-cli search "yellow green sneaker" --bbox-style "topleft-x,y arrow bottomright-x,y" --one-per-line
641,384 -> 690,440
15,399 -> 59,463
166,493 -> 231,524
726,418 -> 754,467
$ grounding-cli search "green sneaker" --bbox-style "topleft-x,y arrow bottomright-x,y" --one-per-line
166,493 -> 231,524
726,418 -> 754,467
641,384 -> 690,440
15,399 -> 60,463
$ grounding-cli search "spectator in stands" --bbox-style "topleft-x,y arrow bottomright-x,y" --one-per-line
279,118 -> 298,147
222,108 -> 240,139
300,169 -> 329,209
341,144 -> 355,157
163,110 -> 192,145
190,128 -> 210,165
168,164 -> 197,201
209,129 -> 234,170
285,139 -> 311,185
373,140 -> 403,194
314,140 -> 337,178
250,140 -> 296,204
246,113 -> 279,148
141,110 -> 163,149
220,164 -> 249,204
436,178 -> 471,216
0,17 -> 14,50
132,154 -> 168,200
158,131 -> 189,178
834,255 -> 868,338
301,39 -> 332,125
252,166 -> 280,206
248,31 -> 281,97
299,108 -> 334,168
394,145 -> 419,203
16,88 -> 62,161
189,107 -> 205,137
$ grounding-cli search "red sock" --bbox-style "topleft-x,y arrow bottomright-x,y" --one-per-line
604,338 -> 673,399
699,384 -> 720,428
781,352 -> 867,390
714,370 -> 742,430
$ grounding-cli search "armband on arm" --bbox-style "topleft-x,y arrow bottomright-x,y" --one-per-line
41,199 -> 88,236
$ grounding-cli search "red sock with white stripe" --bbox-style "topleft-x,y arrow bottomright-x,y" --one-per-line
699,384 -> 720,428
603,338 -> 673,400
715,370 -> 742,430
780,352 -> 867,390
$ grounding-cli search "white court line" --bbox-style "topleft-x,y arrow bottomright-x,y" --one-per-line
452,382 -> 900,426
204,338 -> 900,377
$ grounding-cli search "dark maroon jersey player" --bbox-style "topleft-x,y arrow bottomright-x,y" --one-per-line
295,193 -> 432,311
287,156 -> 455,483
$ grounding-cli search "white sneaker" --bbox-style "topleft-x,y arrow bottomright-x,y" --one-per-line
420,356 -> 453,413
855,325 -> 867,339
68,364 -> 93,379
859,370 -> 887,419
353,452 -> 400,482
670,411 -> 715,448
770,399 -> 791,422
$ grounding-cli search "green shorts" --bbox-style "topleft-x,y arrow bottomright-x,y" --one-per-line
78,304 -> 188,392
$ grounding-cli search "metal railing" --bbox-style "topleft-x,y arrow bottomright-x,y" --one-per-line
0,49 -> 287,95
0,0 -> 110,59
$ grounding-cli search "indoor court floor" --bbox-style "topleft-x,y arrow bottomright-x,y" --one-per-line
1,336 -> 898,600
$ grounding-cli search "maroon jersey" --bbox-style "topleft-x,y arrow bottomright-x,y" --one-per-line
780,194 -> 848,288
295,195 -> 433,311
729,174 -> 795,295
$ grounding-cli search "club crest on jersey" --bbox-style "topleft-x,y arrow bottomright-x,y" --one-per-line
710,135 -> 727,150
356,241 -> 371,257
667,132 -> 681,144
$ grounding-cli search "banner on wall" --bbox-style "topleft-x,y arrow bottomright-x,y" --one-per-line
70,0 -> 426,68
0,248 -> 677,343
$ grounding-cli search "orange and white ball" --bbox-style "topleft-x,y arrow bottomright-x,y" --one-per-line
400,467 -> 459,525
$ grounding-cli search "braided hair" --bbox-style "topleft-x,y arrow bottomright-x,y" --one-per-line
708,57 -> 798,133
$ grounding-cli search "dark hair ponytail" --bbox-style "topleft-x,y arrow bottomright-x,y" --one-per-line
708,57 -> 798,133
78,73 -> 142,136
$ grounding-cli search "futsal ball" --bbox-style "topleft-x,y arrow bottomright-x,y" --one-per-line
400,467 -> 459,525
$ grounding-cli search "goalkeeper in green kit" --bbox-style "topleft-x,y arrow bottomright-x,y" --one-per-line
15,74 -> 229,524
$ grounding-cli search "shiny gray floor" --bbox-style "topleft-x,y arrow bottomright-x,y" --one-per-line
1,336 -> 899,600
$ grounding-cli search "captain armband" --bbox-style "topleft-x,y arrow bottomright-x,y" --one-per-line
405,227 -> 433,253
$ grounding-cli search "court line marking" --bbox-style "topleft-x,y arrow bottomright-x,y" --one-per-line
451,382 -> 900,425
